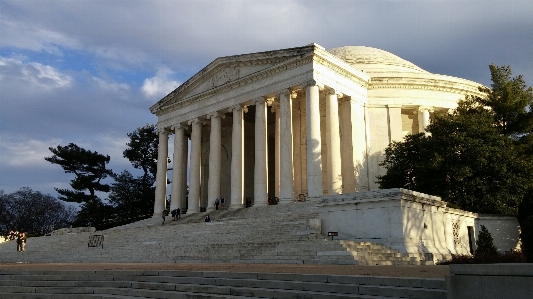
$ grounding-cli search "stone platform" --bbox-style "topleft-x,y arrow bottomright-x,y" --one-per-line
0,200 -> 434,266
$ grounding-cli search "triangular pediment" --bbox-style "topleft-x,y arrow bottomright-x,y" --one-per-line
151,44 -> 318,113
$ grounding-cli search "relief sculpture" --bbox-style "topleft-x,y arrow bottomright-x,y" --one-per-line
211,68 -> 240,88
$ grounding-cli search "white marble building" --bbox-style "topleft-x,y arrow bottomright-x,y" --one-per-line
150,43 -> 485,215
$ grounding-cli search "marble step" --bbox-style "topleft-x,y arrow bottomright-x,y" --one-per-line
0,270 -> 446,299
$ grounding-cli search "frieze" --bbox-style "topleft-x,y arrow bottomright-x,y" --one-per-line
369,81 -> 485,97
157,74 -> 312,129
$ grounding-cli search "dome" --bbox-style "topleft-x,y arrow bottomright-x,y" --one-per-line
328,46 -> 428,74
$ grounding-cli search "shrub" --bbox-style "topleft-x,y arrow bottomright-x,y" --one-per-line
475,225 -> 498,257
437,250 -> 526,265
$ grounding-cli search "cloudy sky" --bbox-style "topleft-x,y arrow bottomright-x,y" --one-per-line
1,0 -> 532,198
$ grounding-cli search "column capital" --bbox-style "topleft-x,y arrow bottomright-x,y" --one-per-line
338,96 -> 353,104
325,87 -> 343,98
188,118 -> 206,126
171,123 -> 188,131
207,111 -> 226,119
276,89 -> 299,100
252,96 -> 274,106
418,106 -> 434,113
157,126 -> 171,134
227,104 -> 248,114
300,80 -> 323,90
270,102 -> 280,112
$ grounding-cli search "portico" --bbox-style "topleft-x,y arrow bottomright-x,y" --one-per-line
150,44 -> 485,215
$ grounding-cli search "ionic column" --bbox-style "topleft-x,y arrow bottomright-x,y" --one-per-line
304,82 -> 323,199
326,90 -> 342,195
229,105 -> 246,209
153,128 -> 169,215
170,125 -> 186,212
418,106 -> 433,134
388,105 -> 403,142
272,103 -> 280,199
207,112 -> 223,211
187,119 -> 203,214
181,134 -> 189,211
279,90 -> 294,203
254,97 -> 272,206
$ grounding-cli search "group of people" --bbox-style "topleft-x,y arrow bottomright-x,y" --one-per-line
214,196 -> 225,210
161,208 -> 181,225
3,231 -> 27,252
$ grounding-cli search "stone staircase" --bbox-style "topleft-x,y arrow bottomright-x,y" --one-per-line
0,201 -> 433,265
0,269 -> 447,299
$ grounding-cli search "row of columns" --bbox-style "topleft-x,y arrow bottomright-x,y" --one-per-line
153,81 -> 435,215
154,82 -> 341,215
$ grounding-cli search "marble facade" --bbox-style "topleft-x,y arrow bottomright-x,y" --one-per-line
150,44 -> 485,215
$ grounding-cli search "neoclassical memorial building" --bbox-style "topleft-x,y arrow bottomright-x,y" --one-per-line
150,44 -> 485,216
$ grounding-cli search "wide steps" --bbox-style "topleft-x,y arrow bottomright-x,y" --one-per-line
0,270 -> 446,299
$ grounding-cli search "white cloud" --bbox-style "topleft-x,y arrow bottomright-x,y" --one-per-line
0,18 -> 80,54
0,135 -> 62,167
92,77 -> 130,93
141,67 -> 180,100
0,56 -> 73,90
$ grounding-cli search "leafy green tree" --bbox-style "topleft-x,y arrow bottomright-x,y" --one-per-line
45,143 -> 114,226
123,124 -> 159,182
477,65 -> 533,139
0,188 -> 75,234
108,170 -> 153,218
110,124 -> 159,218
475,225 -> 499,257
378,65 -> 533,215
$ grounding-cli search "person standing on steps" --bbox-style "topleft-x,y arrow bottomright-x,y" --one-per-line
16,232 -> 26,252
176,208 -> 181,220
215,197 -> 220,210
220,196 -> 225,210
171,209 -> 177,221
162,209 -> 169,225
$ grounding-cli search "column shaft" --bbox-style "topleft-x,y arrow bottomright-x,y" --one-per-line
154,130 -> 169,215
188,120 -> 202,214
181,135 -> 189,211
280,91 -> 294,203
170,127 -> 185,211
230,107 -> 244,209
305,84 -> 323,198
419,108 -> 431,134
208,114 -> 222,211
326,92 -> 342,195
254,99 -> 268,206
274,106 -> 280,198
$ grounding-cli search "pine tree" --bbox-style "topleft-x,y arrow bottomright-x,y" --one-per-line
475,225 -> 499,257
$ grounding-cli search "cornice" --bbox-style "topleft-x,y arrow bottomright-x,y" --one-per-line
312,54 -> 370,89
368,77 -> 485,97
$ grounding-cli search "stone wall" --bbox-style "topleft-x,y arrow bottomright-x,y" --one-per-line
318,189 -> 520,262
446,264 -> 533,299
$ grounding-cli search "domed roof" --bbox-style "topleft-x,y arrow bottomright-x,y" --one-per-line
328,46 -> 428,74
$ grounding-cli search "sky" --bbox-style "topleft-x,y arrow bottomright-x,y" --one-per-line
1,0 -> 532,198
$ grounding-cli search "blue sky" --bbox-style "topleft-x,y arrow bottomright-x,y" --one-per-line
1,0 -> 532,198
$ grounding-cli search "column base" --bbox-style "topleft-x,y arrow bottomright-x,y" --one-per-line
186,209 -> 199,214
253,202 -> 268,207
229,204 -> 243,210
306,196 -> 323,202
279,198 -> 293,204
